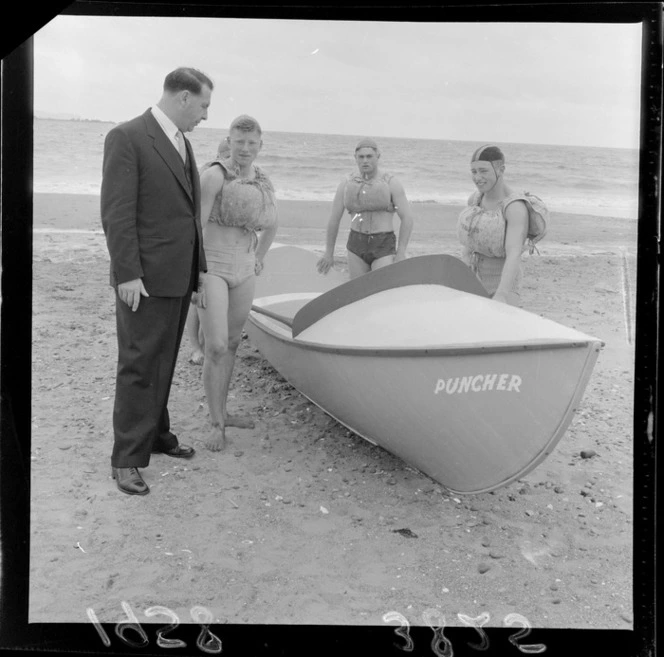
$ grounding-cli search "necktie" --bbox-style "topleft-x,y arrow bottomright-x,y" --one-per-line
176,131 -> 187,163
177,130 -> 193,190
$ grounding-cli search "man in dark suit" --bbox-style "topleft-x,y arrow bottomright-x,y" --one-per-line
101,67 -> 213,495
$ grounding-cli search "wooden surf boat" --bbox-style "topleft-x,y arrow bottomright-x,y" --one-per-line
247,244 -> 604,494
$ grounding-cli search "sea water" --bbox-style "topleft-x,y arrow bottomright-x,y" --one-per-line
33,118 -> 639,220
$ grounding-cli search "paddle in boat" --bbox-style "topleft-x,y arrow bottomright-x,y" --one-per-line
247,244 -> 604,494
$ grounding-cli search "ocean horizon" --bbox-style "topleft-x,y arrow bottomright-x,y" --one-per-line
33,118 -> 640,220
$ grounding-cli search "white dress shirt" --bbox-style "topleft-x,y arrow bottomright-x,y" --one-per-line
151,105 -> 182,154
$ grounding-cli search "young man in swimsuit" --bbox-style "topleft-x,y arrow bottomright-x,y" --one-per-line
195,116 -> 278,451
316,138 -> 415,279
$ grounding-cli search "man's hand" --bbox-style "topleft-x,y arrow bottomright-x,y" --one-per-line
117,278 -> 149,311
316,253 -> 334,275
192,275 -> 207,309
193,288 -> 207,309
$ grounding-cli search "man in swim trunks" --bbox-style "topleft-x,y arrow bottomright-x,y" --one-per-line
317,137 -> 415,279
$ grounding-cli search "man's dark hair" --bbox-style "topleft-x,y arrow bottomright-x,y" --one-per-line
164,67 -> 214,95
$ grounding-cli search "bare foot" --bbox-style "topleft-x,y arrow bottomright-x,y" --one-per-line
189,350 -> 204,365
225,413 -> 255,429
204,426 -> 226,451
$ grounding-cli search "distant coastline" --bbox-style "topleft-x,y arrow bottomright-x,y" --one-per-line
68,117 -> 111,124
34,114 -> 114,124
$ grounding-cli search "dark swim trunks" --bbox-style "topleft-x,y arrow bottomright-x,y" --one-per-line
346,230 -> 397,266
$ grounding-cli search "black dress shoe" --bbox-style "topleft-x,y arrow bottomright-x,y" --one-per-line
111,467 -> 150,496
151,443 -> 195,459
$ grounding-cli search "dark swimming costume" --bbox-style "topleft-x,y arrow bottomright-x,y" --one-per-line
346,230 -> 396,266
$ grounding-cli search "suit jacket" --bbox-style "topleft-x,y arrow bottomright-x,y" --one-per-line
101,109 -> 207,297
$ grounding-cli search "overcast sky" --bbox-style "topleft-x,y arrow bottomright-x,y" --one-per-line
33,15 -> 642,149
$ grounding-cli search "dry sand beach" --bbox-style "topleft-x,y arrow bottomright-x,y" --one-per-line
29,192 -> 636,630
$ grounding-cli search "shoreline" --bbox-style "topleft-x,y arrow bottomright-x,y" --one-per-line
33,193 -> 638,256
32,191 -> 637,222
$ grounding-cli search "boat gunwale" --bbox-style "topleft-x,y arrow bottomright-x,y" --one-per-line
246,314 -> 605,357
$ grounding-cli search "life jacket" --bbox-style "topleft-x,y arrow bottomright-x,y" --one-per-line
343,171 -> 395,215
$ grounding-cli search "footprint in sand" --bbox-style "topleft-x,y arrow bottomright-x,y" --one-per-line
520,541 -> 551,566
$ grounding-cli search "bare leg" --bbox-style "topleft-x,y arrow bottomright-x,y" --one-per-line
186,305 -> 204,365
199,274 -> 257,451
220,275 -> 257,429
200,277 -> 231,451
347,250 -> 371,279
371,254 -> 396,271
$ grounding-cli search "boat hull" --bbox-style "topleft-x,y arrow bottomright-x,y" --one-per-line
246,319 -> 601,494
248,245 -> 603,494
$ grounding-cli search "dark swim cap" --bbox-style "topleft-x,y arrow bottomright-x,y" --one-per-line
355,137 -> 379,152
471,144 -> 505,163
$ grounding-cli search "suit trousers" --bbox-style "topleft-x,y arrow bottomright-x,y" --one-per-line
111,263 -> 195,468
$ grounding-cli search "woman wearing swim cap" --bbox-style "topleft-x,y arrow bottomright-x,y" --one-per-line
317,138 -> 415,279
457,144 -> 548,305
